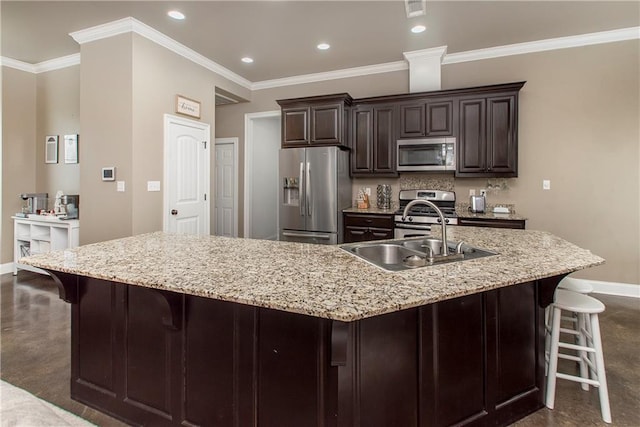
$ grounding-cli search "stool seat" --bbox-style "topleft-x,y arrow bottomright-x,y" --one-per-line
558,277 -> 594,294
555,290 -> 605,314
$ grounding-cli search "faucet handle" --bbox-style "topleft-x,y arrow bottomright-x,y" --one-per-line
455,241 -> 464,254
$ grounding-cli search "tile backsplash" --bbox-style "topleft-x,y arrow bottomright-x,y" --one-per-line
398,174 -> 454,191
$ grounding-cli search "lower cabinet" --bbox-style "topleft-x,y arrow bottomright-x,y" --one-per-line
458,217 -> 526,229
343,213 -> 394,243
53,272 -> 557,427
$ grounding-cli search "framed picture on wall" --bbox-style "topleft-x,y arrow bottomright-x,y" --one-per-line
64,134 -> 79,163
45,135 -> 58,164
175,95 -> 201,119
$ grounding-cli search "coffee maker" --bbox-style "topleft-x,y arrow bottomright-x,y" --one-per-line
59,195 -> 79,219
19,193 -> 49,215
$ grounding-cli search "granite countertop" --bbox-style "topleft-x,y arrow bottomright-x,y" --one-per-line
343,207 -> 397,215
343,205 -> 527,221
21,228 -> 603,322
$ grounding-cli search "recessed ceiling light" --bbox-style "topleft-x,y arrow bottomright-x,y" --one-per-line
317,43 -> 330,51
411,25 -> 426,34
241,57 -> 254,64
168,10 -> 185,20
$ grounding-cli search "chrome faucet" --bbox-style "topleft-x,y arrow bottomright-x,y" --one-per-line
401,199 -> 449,256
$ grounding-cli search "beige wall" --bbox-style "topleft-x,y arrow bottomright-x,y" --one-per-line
79,34 -> 134,244
216,41 -> 639,284
79,33 -> 251,244
1,67 -> 36,263
36,66 -> 80,198
444,40 -> 639,284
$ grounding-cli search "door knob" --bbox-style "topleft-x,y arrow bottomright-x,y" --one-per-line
171,209 -> 178,215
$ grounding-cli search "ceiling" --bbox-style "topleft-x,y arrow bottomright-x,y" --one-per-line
2,1 -> 639,83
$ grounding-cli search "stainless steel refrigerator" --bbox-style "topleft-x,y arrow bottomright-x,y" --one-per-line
279,146 -> 351,244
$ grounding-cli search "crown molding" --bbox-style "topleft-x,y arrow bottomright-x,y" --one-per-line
70,17 -> 252,89
34,53 -> 81,73
403,46 -> 448,62
5,21 -> 638,89
251,61 -> 407,91
443,26 -> 640,65
1,57 -> 36,73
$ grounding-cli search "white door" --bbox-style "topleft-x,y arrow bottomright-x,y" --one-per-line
164,114 -> 210,235
214,138 -> 238,237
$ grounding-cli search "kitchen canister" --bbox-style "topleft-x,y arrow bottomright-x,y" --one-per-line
376,184 -> 392,209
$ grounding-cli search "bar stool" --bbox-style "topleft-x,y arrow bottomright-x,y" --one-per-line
546,289 -> 611,423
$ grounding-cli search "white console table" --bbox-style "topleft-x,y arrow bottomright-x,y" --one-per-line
13,216 -> 80,275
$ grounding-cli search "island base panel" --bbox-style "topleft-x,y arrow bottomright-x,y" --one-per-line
56,273 -> 558,427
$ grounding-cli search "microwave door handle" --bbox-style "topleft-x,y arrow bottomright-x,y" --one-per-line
306,162 -> 311,216
299,162 -> 305,217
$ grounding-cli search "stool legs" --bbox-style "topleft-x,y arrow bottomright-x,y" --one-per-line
590,313 -> 611,423
545,306 -> 562,409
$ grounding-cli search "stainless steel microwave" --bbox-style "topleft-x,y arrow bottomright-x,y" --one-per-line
397,137 -> 456,172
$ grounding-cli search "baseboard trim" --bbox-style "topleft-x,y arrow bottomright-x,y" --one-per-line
586,280 -> 640,298
1,263 -> 14,275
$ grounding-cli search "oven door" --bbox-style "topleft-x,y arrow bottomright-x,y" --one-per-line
394,223 -> 432,239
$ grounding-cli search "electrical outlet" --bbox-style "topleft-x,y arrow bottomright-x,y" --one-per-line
364,187 -> 371,196
543,180 -> 551,190
479,189 -> 487,197
469,189 -> 475,196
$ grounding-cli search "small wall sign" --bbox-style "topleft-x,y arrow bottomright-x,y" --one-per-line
175,95 -> 201,119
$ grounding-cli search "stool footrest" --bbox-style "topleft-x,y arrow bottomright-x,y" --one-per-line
559,342 -> 596,353
556,372 -> 600,387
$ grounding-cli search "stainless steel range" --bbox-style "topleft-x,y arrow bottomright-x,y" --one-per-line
394,189 -> 458,239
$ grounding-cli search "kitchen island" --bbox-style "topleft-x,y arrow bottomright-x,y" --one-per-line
21,227 -> 603,427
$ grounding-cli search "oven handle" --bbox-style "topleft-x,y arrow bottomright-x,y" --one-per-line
394,223 -> 432,230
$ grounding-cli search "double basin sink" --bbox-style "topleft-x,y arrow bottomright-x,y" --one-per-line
341,237 -> 496,271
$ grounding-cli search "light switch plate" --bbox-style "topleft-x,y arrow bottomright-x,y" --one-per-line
117,181 -> 125,192
469,189 -> 476,196
543,180 -> 551,190
147,181 -> 161,192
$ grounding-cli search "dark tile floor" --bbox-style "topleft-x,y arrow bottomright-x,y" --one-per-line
1,271 -> 639,426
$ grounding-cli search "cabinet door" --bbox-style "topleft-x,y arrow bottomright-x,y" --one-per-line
344,226 -> 370,243
351,107 -> 373,174
425,100 -> 453,136
399,103 -> 425,138
311,103 -> 341,145
458,98 -> 487,173
373,105 -> 397,174
282,107 -> 309,147
486,96 -> 517,175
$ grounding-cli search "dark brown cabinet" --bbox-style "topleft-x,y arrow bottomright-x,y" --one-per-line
343,212 -> 394,243
399,99 -> 454,138
457,83 -> 524,177
277,94 -> 352,148
350,104 -> 397,176
458,216 -> 526,229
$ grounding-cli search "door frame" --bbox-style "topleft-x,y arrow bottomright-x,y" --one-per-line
214,137 -> 239,237
243,110 -> 281,238
163,114 -> 211,234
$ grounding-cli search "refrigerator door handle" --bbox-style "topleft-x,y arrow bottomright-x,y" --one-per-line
299,162 -> 305,217
282,231 -> 331,240
306,162 -> 312,216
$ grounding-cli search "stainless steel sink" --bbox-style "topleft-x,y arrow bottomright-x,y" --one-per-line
341,238 -> 497,271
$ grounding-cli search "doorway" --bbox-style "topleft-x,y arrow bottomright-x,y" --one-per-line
163,114 -> 210,235
214,137 -> 238,237
244,111 -> 281,240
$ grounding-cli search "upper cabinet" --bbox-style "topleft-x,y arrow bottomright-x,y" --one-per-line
277,94 -> 352,148
351,104 -> 397,176
457,82 -> 524,177
399,99 -> 454,138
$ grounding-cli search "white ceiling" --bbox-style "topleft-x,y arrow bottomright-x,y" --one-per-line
2,1 -> 639,83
